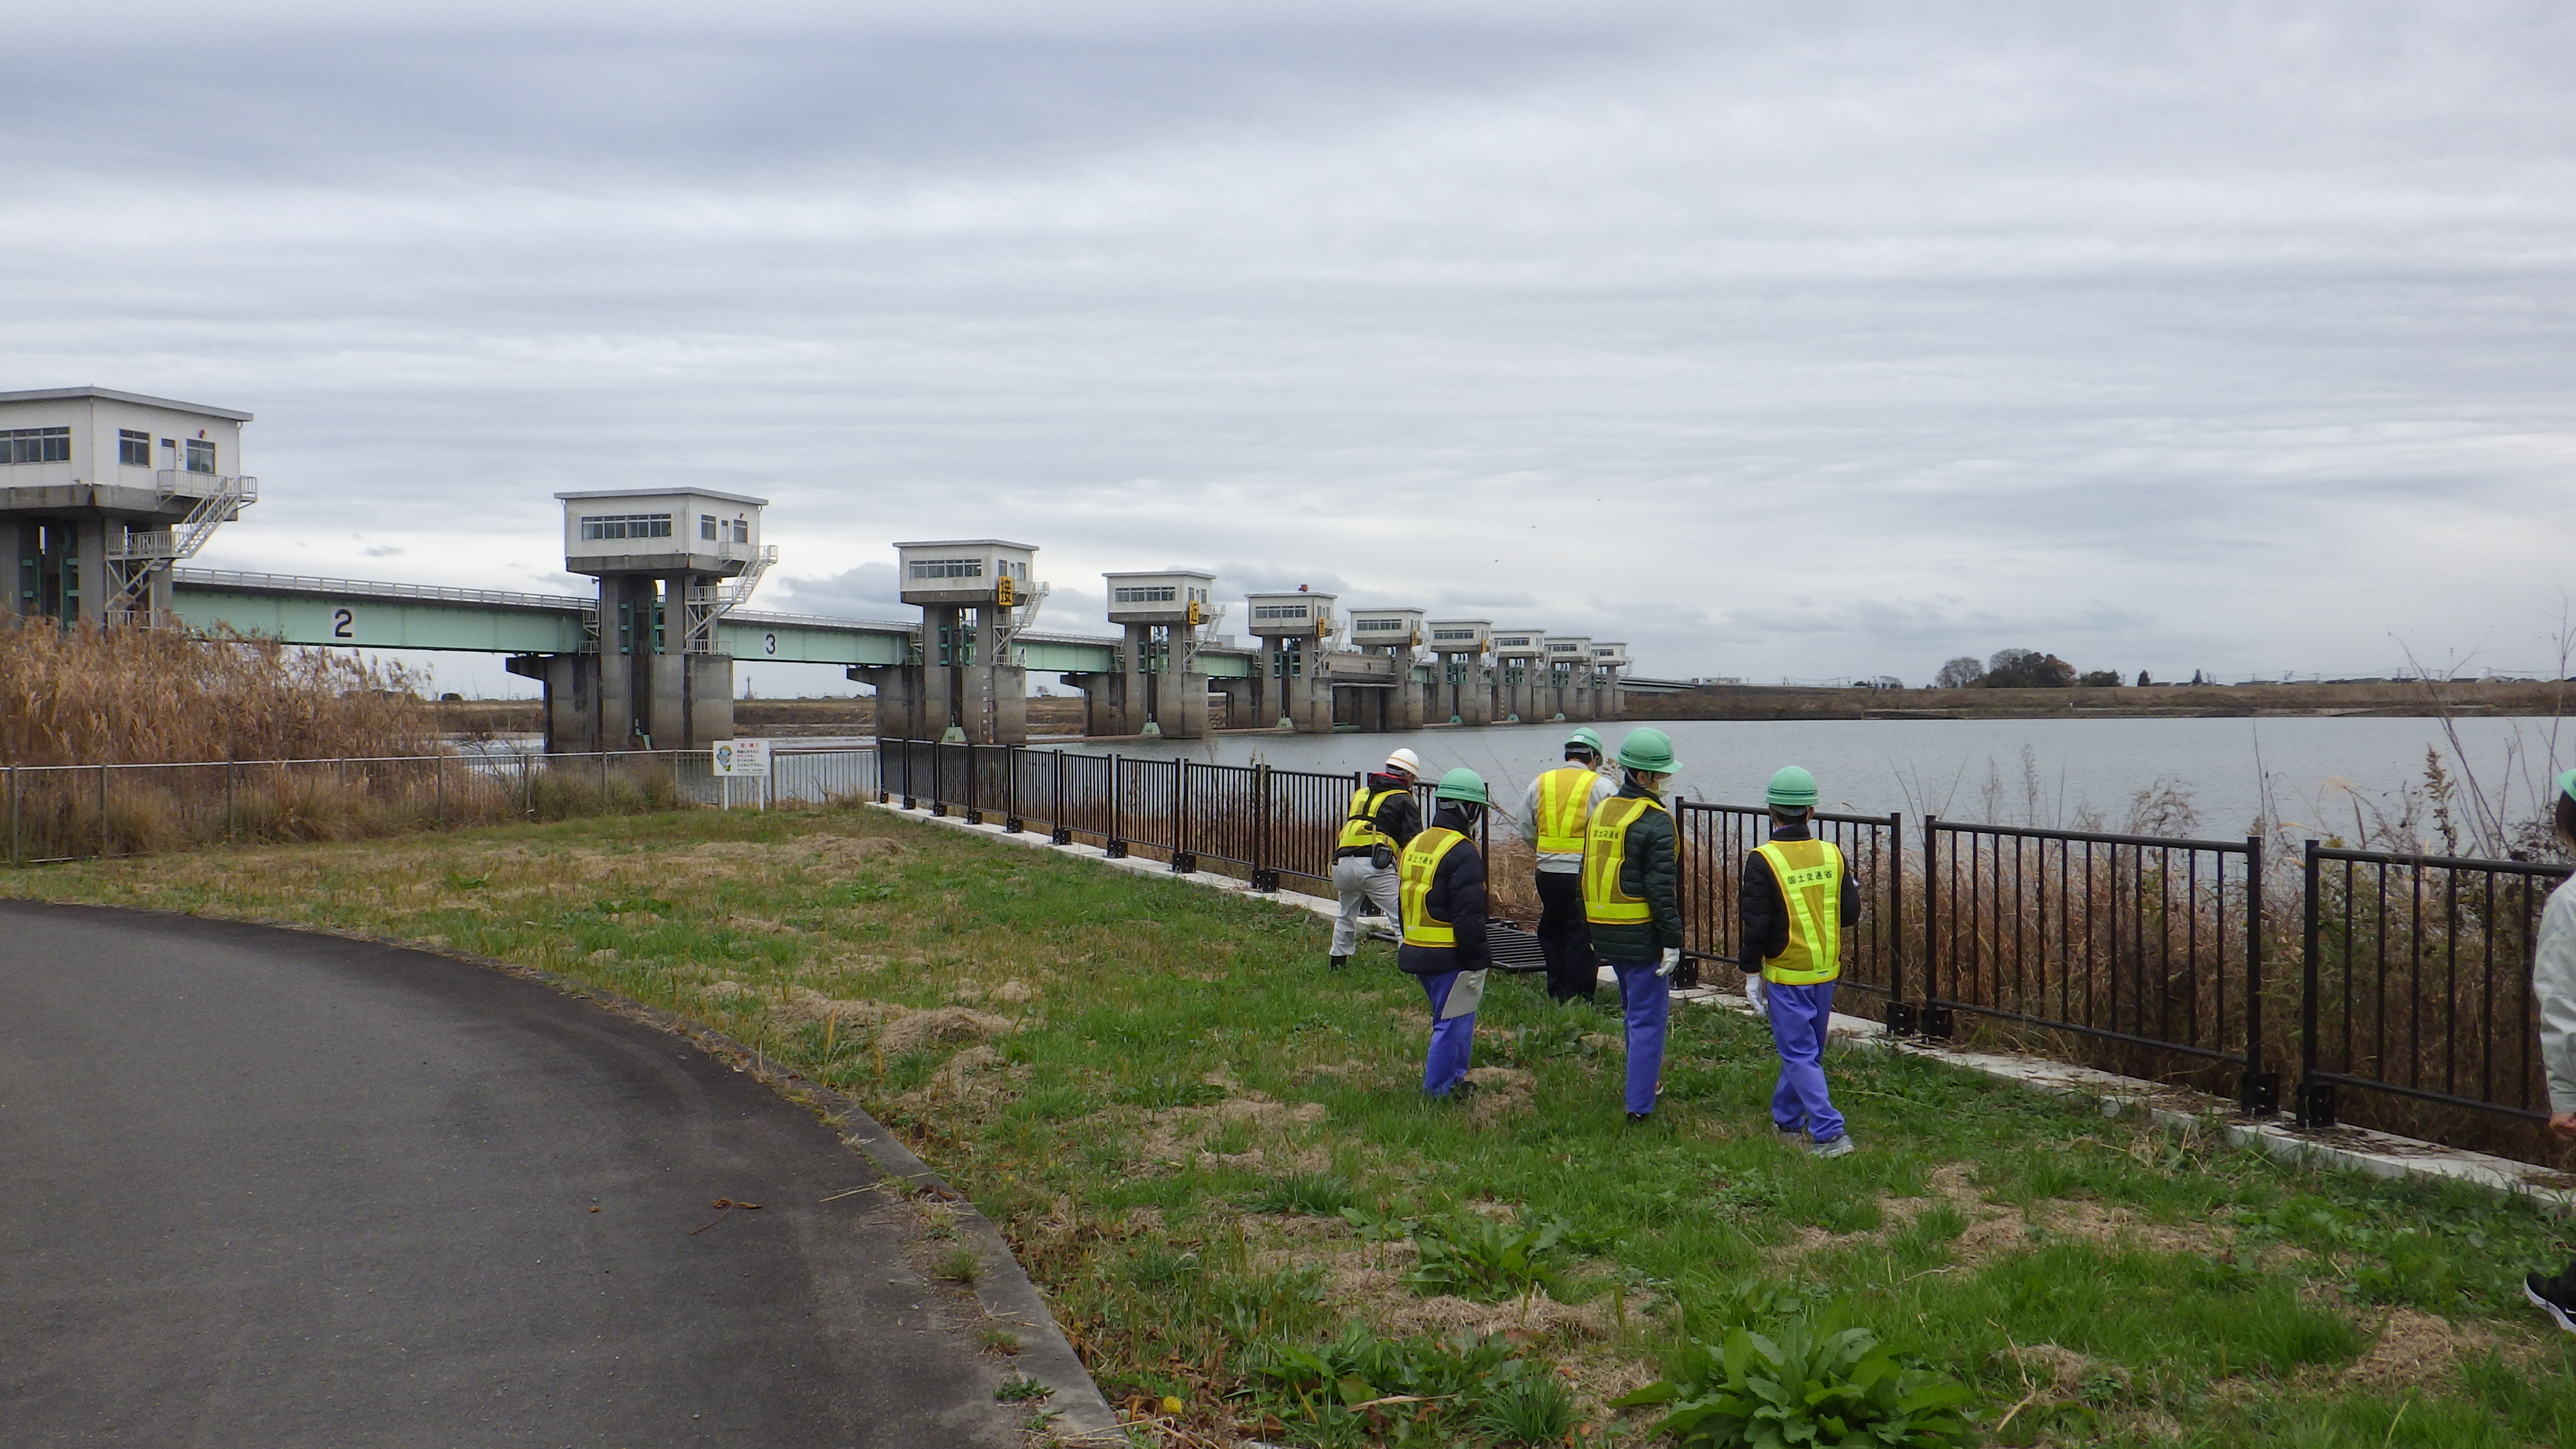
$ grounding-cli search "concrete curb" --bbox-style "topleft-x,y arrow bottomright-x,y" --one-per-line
13,901 -> 1127,1446
875,798 -> 2576,1219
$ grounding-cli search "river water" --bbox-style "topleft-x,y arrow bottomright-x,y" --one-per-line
1058,715 -> 2574,841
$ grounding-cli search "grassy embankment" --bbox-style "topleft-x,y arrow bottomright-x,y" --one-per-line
1631,678 -> 2573,722
11,803 -> 2576,1447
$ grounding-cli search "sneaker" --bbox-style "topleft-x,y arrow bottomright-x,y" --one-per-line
1627,1111 -> 1652,1125
1808,1134 -> 1857,1159
1329,955 -> 1349,970
2527,1275 -> 2576,1334
1775,1121 -> 1808,1142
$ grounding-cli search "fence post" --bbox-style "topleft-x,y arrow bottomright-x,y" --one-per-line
2296,838 -> 2333,1128
1884,811 -> 1915,1035
1106,752 -> 1127,858
1919,815 -> 1950,1038
1252,763 -> 1275,891
965,743 -> 982,825
1003,746 -> 1024,832
2239,835 -> 2275,1115
1671,793 -> 1698,988
7,765 -> 17,867
97,763 -> 110,860
522,753 -> 535,815
1052,749 -> 1071,845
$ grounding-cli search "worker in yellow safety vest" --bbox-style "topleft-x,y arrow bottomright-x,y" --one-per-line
1740,766 -> 1863,1158
1329,747 -> 1426,969
1583,728 -> 1684,1124
1518,726 -> 1614,1004
1398,769 -> 1493,1097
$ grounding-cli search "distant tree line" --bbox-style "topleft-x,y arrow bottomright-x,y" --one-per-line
1933,648 -> 2135,690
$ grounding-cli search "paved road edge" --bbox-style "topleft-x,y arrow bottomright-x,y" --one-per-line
4,902 -> 1126,1446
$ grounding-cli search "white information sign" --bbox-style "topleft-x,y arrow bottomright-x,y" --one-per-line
712,738 -> 771,778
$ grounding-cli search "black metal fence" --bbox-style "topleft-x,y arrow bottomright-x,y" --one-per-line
1924,819 -> 2270,1112
2298,842 -> 2571,1146
1675,801 -> 1906,1009
2,746 -> 882,866
878,740 -> 1490,893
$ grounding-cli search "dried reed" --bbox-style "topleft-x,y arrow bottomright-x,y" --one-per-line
0,619 -> 435,766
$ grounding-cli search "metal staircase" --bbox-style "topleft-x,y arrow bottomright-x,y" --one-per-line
681,543 -> 779,652
105,471 -> 260,625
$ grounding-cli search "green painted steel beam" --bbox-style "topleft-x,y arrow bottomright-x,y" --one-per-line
1016,637 -> 1119,674
174,588 -> 589,654
718,618 -> 909,666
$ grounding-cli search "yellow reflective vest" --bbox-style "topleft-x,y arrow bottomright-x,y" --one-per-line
1399,827 -> 1470,947
1754,838 -> 1845,984
1338,783 -> 1410,855
1533,766 -> 1601,854
1582,794 -> 1668,926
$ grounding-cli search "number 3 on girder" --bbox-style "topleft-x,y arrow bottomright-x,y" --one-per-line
764,633 -> 778,656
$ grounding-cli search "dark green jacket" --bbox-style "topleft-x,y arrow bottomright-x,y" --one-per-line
1589,781 -> 1682,962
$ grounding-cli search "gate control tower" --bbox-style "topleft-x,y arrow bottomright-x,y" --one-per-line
1081,570 -> 1216,737
1244,589 -> 1338,732
855,539 -> 1041,745
1489,628 -> 1547,723
1347,607 -> 1427,731
1426,619 -> 1491,726
509,487 -> 772,751
0,387 -> 257,629
1544,636 -> 1594,720
1590,641 -> 1630,718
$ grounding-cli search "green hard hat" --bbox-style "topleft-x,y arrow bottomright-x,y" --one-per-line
1565,726 -> 1606,755
1616,728 -> 1680,775
1434,767 -> 1490,805
2558,768 -> 2576,804
1767,765 -> 1820,809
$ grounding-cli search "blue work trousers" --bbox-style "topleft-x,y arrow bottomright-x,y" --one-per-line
1767,979 -> 1847,1143
1417,970 -> 1477,1097
1611,960 -> 1669,1116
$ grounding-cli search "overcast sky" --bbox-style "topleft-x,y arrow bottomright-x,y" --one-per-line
9,0 -> 2574,693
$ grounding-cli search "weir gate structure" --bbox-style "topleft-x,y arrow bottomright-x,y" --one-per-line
2,386 -> 1683,751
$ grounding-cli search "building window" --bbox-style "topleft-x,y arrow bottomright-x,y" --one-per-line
908,557 -> 984,580
1432,628 -> 1476,642
186,439 -> 216,473
119,430 -> 151,467
1252,604 -> 1310,621
1356,618 -> 1405,632
1113,585 -> 1177,604
2,427 -> 70,465
700,515 -> 717,541
1497,636 -> 1528,647
728,518 -> 750,544
580,513 -> 675,541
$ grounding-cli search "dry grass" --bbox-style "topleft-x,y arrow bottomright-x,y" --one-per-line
0,619 -> 435,765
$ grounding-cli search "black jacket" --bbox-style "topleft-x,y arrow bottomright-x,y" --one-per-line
1395,804 -> 1489,976
1337,771 -> 1424,859
1739,818 -> 1863,972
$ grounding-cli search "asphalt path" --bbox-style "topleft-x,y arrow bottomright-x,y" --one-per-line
0,902 -> 1030,1447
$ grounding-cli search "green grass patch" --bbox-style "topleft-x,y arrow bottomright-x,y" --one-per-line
13,801 -> 2576,1445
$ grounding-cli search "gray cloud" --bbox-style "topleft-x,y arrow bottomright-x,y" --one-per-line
7,1 -> 2574,690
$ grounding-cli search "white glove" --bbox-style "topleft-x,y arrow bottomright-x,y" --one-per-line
1657,948 -> 1680,978
1744,974 -> 1768,1015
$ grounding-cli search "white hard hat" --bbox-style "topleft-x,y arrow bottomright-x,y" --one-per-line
1384,748 -> 1424,778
